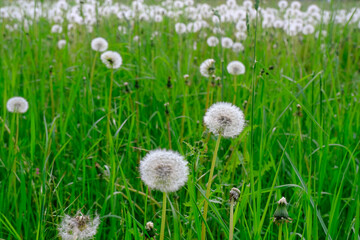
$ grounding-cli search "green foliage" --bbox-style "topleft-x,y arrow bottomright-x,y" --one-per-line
0,1 -> 359,240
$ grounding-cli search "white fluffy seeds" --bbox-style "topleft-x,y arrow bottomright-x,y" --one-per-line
200,59 -> 215,77
140,149 -> 189,193
6,97 -> 29,113
204,102 -> 245,138
100,51 -> 122,69
58,212 -> 100,240
227,61 -> 245,75
91,37 -> 108,52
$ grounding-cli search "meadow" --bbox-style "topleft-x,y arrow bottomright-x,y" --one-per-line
0,0 -> 359,239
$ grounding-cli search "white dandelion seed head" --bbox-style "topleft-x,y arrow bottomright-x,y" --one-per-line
58,212 -> 100,240
235,31 -> 247,40
91,37 -> 108,52
274,20 -> 284,28
100,51 -> 122,69
221,37 -> 233,49
243,0 -> 253,9
175,22 -> 187,34
200,59 -> 216,77
6,97 -> 29,113
302,24 -> 315,35
278,0 -> 288,10
290,1 -> 301,10
235,21 -> 247,32
51,24 -> 63,33
232,42 -> 244,53
204,102 -> 245,138
207,36 -> 219,47
140,149 -> 189,193
57,39 -> 66,49
227,61 -> 245,75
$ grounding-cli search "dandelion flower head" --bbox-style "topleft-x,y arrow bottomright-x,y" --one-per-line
140,149 -> 189,193
6,97 -> 29,113
204,102 -> 245,138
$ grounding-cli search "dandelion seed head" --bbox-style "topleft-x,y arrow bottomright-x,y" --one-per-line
302,24 -> 315,35
57,39 -> 66,49
91,37 -> 108,52
221,37 -> 233,48
58,212 -> 100,240
204,102 -> 245,138
100,51 -> 122,69
227,61 -> 245,75
51,24 -> 62,33
278,0 -> 288,10
200,59 -> 215,77
206,36 -> 219,47
6,97 -> 29,113
140,149 -> 189,193
175,22 -> 187,34
232,42 -> 244,53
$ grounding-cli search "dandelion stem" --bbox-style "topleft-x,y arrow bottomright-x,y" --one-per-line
278,224 -> 283,240
205,77 -> 212,111
166,114 -> 172,150
229,198 -> 235,240
160,192 -> 167,240
233,75 -> 237,104
107,69 -> 114,139
201,133 -> 222,240
89,52 -> 98,89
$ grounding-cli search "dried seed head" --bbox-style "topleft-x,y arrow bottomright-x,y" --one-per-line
229,187 -> 241,202
200,59 -> 216,77
273,197 -> 292,225
145,221 -> 156,239
164,102 -> 170,115
58,211 -> 100,240
167,76 -> 172,88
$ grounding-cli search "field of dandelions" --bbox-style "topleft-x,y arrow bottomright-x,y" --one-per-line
1,0 -> 360,239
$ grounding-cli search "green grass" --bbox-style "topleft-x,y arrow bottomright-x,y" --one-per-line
0,1 -> 359,239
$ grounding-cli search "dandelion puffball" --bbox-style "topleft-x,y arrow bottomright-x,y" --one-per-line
6,97 -> 29,113
227,61 -> 245,75
204,102 -> 245,138
100,51 -> 122,69
200,59 -> 215,77
140,149 -> 189,193
58,212 -> 100,240
221,37 -> 233,48
232,42 -> 244,53
91,37 -> 108,52
207,36 -> 219,47
57,39 -> 66,49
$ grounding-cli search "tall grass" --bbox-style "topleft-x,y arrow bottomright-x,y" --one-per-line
0,0 -> 359,239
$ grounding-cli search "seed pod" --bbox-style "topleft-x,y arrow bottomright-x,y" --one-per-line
273,197 -> 292,225
229,187 -> 241,202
